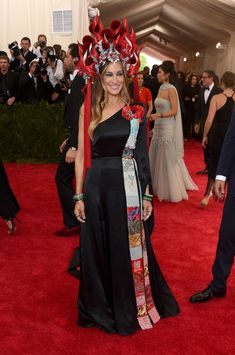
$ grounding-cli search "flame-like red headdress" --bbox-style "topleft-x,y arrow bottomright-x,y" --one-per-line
78,16 -> 141,80
78,16 -> 141,174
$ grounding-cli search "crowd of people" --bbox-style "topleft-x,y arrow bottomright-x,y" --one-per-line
0,34 -> 69,105
1,17 -> 235,336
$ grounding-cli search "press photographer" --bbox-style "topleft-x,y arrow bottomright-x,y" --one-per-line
9,37 -> 37,72
32,34 -> 47,58
0,55 -> 19,105
18,58 -> 54,103
46,47 -> 64,88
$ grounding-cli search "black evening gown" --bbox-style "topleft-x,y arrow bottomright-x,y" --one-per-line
207,93 -> 235,179
183,84 -> 200,139
0,159 -> 20,220
70,108 -> 179,335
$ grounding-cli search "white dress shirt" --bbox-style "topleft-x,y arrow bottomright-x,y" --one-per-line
46,59 -> 64,87
204,82 -> 214,103
216,175 -> 226,181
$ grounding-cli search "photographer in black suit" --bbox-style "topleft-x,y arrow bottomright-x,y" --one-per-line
9,37 -> 37,72
191,108 -> 235,302
18,58 -> 54,103
0,55 -> 19,105
55,43 -> 85,236
195,70 -> 222,174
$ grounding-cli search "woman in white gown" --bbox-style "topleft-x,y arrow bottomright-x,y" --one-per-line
149,62 -> 198,202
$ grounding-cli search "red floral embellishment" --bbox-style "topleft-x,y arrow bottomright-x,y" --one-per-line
122,105 -> 144,123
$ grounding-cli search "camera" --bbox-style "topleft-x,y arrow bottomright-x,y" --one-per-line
8,41 -> 20,56
54,79 -> 68,94
37,58 -> 48,76
47,49 -> 57,61
33,63 -> 48,77
39,41 -> 46,49
0,90 -> 10,104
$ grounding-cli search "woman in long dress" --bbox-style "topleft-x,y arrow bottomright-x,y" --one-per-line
183,73 -> 201,139
200,71 -> 235,207
70,16 -> 179,335
149,62 -> 198,202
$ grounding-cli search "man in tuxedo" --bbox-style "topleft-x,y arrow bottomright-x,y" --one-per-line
0,55 -> 19,105
18,58 -> 53,103
55,43 -> 85,236
195,70 -> 222,174
144,67 -> 160,111
190,108 -> 235,302
10,37 -> 37,72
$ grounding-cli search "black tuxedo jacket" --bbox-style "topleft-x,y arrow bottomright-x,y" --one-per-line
0,70 -> 19,98
63,74 -> 85,149
196,85 -> 222,123
10,50 -> 37,72
216,108 -> 235,181
18,72 -> 53,103
22,50 -> 37,70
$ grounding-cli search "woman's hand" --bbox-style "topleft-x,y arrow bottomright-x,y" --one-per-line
150,112 -> 163,120
142,200 -> 153,221
150,113 -> 157,121
74,200 -> 86,223
202,136 -> 208,148
194,123 -> 200,134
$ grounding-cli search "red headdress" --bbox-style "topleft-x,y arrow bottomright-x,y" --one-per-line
78,16 -> 141,172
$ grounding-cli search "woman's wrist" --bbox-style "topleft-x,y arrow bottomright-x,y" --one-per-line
73,193 -> 84,202
157,112 -> 164,118
143,193 -> 153,202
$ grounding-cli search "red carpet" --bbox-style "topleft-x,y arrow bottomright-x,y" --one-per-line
1,141 -> 235,355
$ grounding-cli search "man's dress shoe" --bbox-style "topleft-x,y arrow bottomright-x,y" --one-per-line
196,168 -> 208,175
190,286 -> 226,303
54,225 -> 80,237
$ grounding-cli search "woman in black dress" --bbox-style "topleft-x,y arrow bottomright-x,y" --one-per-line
70,16 -> 179,335
201,71 -> 235,207
183,73 -> 201,139
0,159 -> 20,233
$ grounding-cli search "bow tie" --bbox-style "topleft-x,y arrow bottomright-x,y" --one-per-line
205,86 -> 210,90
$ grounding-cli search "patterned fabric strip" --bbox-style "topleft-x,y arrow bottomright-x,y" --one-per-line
122,118 -> 160,330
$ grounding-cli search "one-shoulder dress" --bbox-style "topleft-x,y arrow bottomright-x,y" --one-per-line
70,106 -> 179,335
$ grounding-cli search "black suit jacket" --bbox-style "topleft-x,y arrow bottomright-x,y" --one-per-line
196,85 -> 222,125
18,72 -> 53,103
144,78 -> 160,114
216,108 -> 235,180
63,74 -> 85,149
22,50 -> 37,70
10,50 -> 37,72
0,70 -> 19,99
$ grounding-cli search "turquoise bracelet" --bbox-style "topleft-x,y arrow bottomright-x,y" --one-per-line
143,194 -> 153,202
73,193 -> 84,202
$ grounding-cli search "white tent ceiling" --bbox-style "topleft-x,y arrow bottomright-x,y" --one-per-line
94,0 -> 235,61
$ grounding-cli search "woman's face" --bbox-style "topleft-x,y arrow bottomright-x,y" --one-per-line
157,68 -> 168,83
137,73 -> 144,87
102,62 -> 124,96
191,76 -> 198,86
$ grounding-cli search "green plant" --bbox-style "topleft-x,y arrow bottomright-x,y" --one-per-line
0,102 -> 66,163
